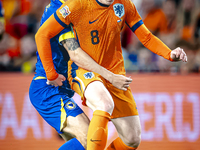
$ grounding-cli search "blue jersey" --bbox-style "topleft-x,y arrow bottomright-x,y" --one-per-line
0,1 -> 2,17
34,0 -> 74,97
0,0 -> 4,18
29,0 -> 83,134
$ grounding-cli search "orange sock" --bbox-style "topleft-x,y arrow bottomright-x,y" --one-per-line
87,110 -> 111,150
107,137 -> 138,150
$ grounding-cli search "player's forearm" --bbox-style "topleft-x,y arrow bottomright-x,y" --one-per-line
35,15 -> 64,80
135,24 -> 173,61
62,40 -> 113,81
73,48 -> 113,80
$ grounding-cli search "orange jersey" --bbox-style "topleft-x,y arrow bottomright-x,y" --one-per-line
55,0 -> 143,75
35,0 -> 172,80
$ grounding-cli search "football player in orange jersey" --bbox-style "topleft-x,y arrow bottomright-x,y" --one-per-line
35,0 -> 187,149
30,0 -> 132,150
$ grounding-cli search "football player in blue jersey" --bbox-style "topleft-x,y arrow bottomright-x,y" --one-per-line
29,0 -> 132,150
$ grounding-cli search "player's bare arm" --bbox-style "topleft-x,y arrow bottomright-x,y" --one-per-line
62,38 -> 132,91
39,43 -> 75,86
61,38 -> 79,51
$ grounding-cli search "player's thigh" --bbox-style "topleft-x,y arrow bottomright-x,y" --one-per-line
85,81 -> 114,114
61,112 -> 90,148
29,78 -> 83,134
111,115 -> 141,147
106,85 -> 138,119
68,66 -> 114,114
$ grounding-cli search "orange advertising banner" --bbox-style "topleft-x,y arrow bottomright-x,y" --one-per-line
0,73 -> 200,150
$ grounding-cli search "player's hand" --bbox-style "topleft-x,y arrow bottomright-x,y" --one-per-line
110,74 -> 132,91
171,47 -> 187,62
46,74 -> 66,87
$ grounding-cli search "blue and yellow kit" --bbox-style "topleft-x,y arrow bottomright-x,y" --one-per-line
29,0 -> 83,134
0,0 -> 4,25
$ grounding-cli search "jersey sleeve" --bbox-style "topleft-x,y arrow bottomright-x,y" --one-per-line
124,0 -> 143,32
135,24 -> 173,61
55,0 -> 82,27
35,15 -> 65,80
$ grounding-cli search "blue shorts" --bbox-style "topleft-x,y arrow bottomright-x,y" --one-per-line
29,76 -> 83,134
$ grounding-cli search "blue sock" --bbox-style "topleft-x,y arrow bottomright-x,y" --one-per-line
58,138 -> 85,150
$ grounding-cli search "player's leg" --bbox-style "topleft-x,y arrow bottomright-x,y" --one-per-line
68,66 -> 115,150
84,81 -> 114,150
107,116 -> 141,150
57,97 -> 90,149
29,78 -> 89,150
104,86 -> 141,150
58,112 -> 90,149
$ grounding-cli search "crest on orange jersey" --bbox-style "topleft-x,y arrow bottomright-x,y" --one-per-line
113,4 -> 124,18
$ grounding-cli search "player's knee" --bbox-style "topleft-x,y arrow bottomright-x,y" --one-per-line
85,91 -> 114,115
122,130 -> 141,148
62,125 -> 88,148
76,132 -> 87,148
61,114 -> 89,148
74,116 -> 89,148
100,97 -> 114,114
87,97 -> 114,115
85,81 -> 114,114
95,87 -> 114,113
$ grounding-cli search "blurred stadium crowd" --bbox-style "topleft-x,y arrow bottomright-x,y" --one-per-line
0,0 -> 199,74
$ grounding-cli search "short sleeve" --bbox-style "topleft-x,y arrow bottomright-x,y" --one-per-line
124,0 -> 143,32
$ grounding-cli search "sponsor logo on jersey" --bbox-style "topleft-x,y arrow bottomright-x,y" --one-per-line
65,101 -> 76,110
113,4 -> 124,18
83,72 -> 94,79
59,5 -> 71,18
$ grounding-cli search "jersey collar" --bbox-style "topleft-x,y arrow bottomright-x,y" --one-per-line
95,0 -> 110,7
